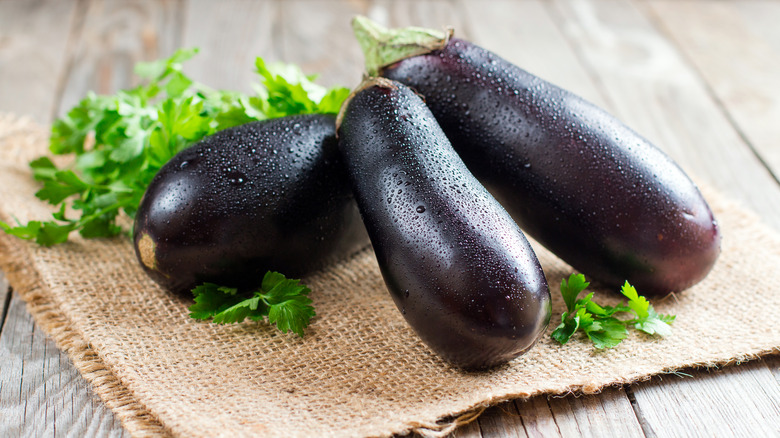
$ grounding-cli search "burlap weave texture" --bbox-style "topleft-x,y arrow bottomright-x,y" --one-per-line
1,114 -> 779,437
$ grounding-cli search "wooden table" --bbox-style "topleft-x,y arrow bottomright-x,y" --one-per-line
1,1 -> 779,436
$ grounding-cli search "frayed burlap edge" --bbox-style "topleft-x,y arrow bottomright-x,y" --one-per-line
0,113 -> 488,437
0,232 -> 170,438
395,185 -> 780,438
413,350 -> 780,438
2,112 -> 780,438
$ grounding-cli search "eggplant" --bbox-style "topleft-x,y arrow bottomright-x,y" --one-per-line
133,114 -> 368,293
353,18 -> 720,295
337,78 -> 551,369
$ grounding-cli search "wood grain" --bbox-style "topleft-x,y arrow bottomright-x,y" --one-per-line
771,356 -> 780,387
0,0 -> 80,124
548,0 -> 780,227
646,0 -> 780,181
471,388 -> 645,438
477,402 -> 527,437
545,388 -> 644,438
366,0 -> 467,32
276,0 -> 365,88
181,0 -> 363,93
56,0 -> 184,119
457,0 -> 605,106
0,292 -> 128,438
631,362 -> 780,438
450,417 -> 483,438
181,0 -> 279,93
637,0 -> 780,406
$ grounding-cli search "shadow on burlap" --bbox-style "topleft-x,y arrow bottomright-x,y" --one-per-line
1,114 -> 779,437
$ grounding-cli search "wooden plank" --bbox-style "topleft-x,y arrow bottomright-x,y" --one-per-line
474,388 -> 644,438
476,402 -> 527,437
548,0 -> 780,229
771,356 -> 780,387
0,0 -> 80,124
544,388 -> 643,438
646,0 -> 780,180
276,0 -> 366,89
451,419 -> 483,438
457,0 -> 605,106
372,0 -> 468,38
56,0 -> 184,119
0,292 -> 129,437
631,362 -> 780,437
363,0 -> 465,30
512,397 -> 561,437
183,0 -> 364,92
181,0 -> 279,93
546,0 -> 780,436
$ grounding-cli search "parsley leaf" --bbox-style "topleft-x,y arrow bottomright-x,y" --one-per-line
551,274 -> 675,349
551,313 -> 580,345
620,281 -> 676,337
560,273 -> 589,312
583,318 -> 628,349
1,48 -> 350,245
0,219 -> 76,246
189,272 -> 314,337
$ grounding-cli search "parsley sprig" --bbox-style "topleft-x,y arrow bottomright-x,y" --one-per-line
189,272 -> 315,337
551,274 -> 675,349
1,48 -> 349,245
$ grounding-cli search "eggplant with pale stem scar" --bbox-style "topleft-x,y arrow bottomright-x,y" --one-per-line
352,17 -> 721,296
337,78 -> 551,369
134,114 -> 368,294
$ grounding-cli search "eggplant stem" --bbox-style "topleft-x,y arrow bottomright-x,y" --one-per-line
335,76 -> 397,134
351,16 -> 452,77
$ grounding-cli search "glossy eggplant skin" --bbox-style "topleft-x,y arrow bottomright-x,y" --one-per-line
133,114 -> 368,294
337,79 -> 551,369
382,38 -> 720,296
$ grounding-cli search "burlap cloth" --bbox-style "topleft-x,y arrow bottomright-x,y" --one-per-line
1,113 -> 779,437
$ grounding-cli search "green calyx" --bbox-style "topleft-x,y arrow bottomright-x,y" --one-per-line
352,16 -> 452,77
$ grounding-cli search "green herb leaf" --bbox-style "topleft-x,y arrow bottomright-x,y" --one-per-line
551,275 -> 675,349
560,273 -> 589,312
188,272 -> 315,337
620,281 -> 675,337
634,315 -> 673,337
189,283 -> 239,320
620,281 -> 649,319
583,317 -> 628,349
29,157 -> 58,181
551,314 -> 580,345
318,87 -> 351,114
0,219 -> 77,246
3,48 -> 351,245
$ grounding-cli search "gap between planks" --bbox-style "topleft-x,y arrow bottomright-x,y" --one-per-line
0,291 -> 129,437
0,271 -> 10,333
49,0 -> 89,124
640,0 -> 780,188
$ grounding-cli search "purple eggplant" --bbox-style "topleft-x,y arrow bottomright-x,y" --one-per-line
134,114 -> 368,293
353,18 -> 720,295
337,78 -> 551,369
